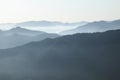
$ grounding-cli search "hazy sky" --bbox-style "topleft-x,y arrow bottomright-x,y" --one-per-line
0,0 -> 120,23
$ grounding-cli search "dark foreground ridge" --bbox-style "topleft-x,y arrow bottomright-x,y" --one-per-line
0,30 -> 120,80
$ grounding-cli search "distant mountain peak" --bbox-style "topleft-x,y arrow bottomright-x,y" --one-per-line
10,26 -> 27,31
6,26 -> 48,36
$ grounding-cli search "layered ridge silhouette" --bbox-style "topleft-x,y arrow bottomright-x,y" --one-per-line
0,30 -> 119,80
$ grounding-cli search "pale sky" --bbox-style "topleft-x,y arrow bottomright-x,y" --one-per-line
0,0 -> 120,23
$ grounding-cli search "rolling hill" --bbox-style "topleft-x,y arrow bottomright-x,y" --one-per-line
0,27 -> 59,49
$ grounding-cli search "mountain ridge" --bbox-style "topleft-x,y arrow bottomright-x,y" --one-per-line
60,19 -> 120,35
0,27 -> 59,49
0,29 -> 119,80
